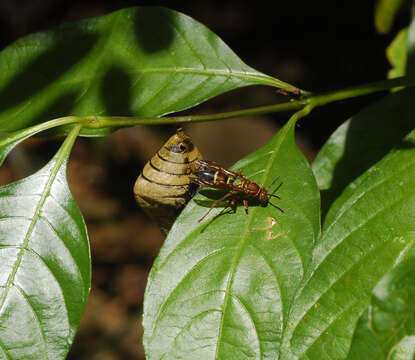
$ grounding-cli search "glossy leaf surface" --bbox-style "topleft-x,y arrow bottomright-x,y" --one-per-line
0,7 -> 294,136
0,127 -> 90,359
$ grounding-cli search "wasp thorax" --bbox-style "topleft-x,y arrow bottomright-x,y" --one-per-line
133,128 -> 203,234
247,182 -> 260,193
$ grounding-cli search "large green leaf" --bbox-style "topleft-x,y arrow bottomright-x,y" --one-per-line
312,87 -> 415,218
0,7 -> 296,136
0,125 -> 90,359
143,117 -> 321,359
287,129 -> 415,359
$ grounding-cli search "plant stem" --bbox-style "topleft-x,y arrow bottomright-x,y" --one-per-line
12,75 -> 412,133
82,76 -> 415,130
0,117 -> 85,146
288,104 -> 314,123
307,76 -> 415,106
84,101 -> 304,129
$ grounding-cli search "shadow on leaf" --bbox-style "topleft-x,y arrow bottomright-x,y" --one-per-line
133,7 -> 175,53
0,31 -> 98,118
101,65 -> 134,116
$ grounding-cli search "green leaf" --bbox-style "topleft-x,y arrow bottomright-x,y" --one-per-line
0,7 -> 296,136
386,27 -> 408,79
374,0 -> 405,34
143,117 -> 321,359
312,87 -> 415,217
284,129 -> 415,359
347,257 -> 415,359
0,125 -> 90,359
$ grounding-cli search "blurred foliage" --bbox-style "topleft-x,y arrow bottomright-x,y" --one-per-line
374,0 -> 406,34
386,27 -> 408,78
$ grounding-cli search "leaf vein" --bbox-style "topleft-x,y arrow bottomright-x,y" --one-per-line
0,337 -> 11,360
149,247 -> 229,340
12,283 -> 49,360
315,184 -> 415,273
291,233 -> 405,352
0,215 -> 32,222
203,32 -> 234,74
38,215 -> 86,292
248,243 -> 283,305
0,127 -> 79,324
159,309 -> 222,360
323,156 -> 415,237
138,72 -> 177,111
168,19 -> 207,70
230,293 -> 262,358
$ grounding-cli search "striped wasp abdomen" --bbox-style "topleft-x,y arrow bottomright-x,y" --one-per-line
133,128 -> 203,234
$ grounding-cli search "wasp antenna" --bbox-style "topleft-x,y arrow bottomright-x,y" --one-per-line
268,201 -> 284,213
269,194 -> 282,200
266,175 -> 280,191
269,181 -> 283,197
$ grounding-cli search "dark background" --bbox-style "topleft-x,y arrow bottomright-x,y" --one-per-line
0,1 -> 410,359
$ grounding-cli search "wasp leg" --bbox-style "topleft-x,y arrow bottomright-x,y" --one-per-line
210,197 -> 238,221
243,199 -> 249,214
198,191 -> 236,222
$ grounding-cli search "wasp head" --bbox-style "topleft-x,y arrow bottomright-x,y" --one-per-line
259,188 -> 269,204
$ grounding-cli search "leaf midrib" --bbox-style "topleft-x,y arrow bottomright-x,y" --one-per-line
0,162 -> 61,360
214,118 -> 295,360
0,165 -> 60,310
50,67 -> 278,89
0,124 -> 81,358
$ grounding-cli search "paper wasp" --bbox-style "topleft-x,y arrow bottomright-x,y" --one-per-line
191,160 -> 282,222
